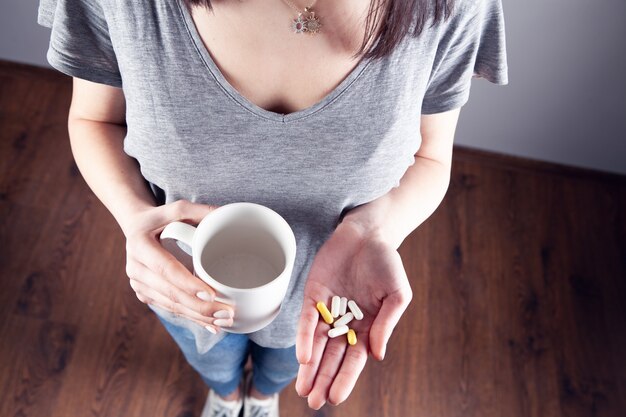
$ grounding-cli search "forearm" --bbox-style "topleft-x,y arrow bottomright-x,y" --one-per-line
339,156 -> 451,250
68,119 -> 156,236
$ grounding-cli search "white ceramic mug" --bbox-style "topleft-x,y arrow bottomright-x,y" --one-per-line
159,202 -> 296,334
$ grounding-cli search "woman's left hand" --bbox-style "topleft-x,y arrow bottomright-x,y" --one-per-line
295,220 -> 413,409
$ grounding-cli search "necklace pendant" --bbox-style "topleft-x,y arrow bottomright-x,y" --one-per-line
291,13 -> 307,34
303,11 -> 322,34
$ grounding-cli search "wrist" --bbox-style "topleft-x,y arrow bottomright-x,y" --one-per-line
112,200 -> 155,238
337,209 -> 390,248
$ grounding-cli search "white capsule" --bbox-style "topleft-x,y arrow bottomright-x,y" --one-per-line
334,312 -> 354,328
339,297 -> 348,315
331,295 -> 341,318
328,325 -> 349,338
348,300 -> 363,320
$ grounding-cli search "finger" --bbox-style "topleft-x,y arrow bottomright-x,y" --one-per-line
158,199 -> 217,229
152,300 -> 220,334
369,289 -> 412,360
130,266 -> 233,327
328,340 -> 368,405
296,294 -> 320,365
128,259 -> 235,320
295,320 -> 329,397
130,278 -> 222,332
131,233 -> 219,301
307,336 -> 348,409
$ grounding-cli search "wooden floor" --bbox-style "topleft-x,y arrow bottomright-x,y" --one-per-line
1,58 -> 625,417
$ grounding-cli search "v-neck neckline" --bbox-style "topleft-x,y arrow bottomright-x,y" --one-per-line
175,0 -> 376,123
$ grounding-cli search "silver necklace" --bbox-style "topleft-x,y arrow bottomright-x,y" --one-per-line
281,0 -> 322,34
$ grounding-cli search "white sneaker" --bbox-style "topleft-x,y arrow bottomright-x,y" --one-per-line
200,386 -> 244,417
243,371 -> 279,417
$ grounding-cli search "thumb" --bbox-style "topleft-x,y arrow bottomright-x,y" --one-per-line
369,289 -> 412,361
162,199 -> 219,226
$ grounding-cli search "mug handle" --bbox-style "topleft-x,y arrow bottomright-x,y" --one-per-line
159,221 -> 235,307
160,221 -> 196,256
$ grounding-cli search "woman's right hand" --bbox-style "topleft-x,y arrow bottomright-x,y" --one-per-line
121,199 -> 234,334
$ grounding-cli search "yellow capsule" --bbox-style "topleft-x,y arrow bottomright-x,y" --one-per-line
316,301 -> 334,325
347,329 -> 357,346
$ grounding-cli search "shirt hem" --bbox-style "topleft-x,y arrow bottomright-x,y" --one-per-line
47,44 -> 123,88
421,87 -> 471,114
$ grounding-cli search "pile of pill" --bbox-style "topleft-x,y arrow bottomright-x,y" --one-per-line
316,295 -> 363,346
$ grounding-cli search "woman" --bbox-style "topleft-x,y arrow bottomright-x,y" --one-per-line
37,0 -> 508,416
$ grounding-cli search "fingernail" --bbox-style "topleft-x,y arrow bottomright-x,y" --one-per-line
213,310 -> 233,319
205,325 -> 218,334
196,291 -> 213,302
213,318 -> 233,327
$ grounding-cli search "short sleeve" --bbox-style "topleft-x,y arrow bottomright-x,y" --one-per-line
421,0 -> 509,114
37,0 -> 123,88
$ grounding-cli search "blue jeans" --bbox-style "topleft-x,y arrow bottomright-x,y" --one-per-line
154,314 -> 299,397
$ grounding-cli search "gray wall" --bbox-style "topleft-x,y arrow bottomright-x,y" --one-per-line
0,1 -> 51,70
2,0 -> 625,175
457,0 -> 626,175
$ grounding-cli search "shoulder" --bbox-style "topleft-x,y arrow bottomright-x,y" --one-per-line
429,0 -> 503,35
438,0 -> 500,23
37,0 -> 110,28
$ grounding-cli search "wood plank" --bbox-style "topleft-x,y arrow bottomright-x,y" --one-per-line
1,59 -> 625,417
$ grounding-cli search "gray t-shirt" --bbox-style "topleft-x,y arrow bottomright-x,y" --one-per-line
38,0 -> 508,354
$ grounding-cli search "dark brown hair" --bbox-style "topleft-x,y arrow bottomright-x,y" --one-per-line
183,0 -> 455,60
